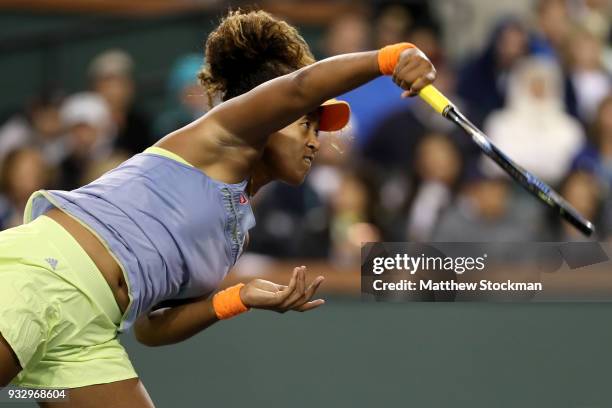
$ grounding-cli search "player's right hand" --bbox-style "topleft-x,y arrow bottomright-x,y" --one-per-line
239,266 -> 325,313
393,47 -> 437,98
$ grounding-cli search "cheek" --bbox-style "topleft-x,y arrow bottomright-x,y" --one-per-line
265,131 -> 303,169
264,134 -> 290,166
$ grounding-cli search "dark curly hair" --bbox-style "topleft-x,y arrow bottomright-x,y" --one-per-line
198,9 -> 315,102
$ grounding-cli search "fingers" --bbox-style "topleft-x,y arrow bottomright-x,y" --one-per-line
295,299 -> 325,312
410,70 -> 436,95
279,266 -> 307,308
245,267 -> 328,311
286,274 -> 325,311
303,276 -> 325,303
391,47 -> 436,97
251,266 -> 326,313
273,267 -> 300,304
396,64 -> 435,95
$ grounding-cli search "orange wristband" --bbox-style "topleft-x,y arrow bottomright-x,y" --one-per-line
212,283 -> 249,320
377,42 -> 415,75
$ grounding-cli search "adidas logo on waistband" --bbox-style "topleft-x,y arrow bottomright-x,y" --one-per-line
45,257 -> 58,270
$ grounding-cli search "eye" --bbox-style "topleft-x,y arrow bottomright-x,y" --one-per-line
300,120 -> 311,130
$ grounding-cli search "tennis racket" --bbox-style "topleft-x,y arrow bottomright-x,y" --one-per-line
418,85 -> 595,237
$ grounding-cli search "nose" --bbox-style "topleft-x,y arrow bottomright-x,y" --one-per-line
307,133 -> 320,153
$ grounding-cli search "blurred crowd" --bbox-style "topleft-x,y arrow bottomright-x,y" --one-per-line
1,0 -> 611,267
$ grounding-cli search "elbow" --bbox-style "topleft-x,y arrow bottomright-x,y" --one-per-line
134,331 -> 162,347
134,317 -> 164,347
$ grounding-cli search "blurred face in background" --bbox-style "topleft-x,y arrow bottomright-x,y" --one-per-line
466,179 -> 509,221
568,29 -> 603,71
325,13 -> 370,56
537,0 -> 570,47
409,26 -> 441,65
332,171 -> 369,216
529,74 -> 548,100
495,24 -> 529,69
3,148 -> 48,204
561,171 -> 600,235
30,103 -> 63,140
93,74 -> 134,113
374,5 -> 412,48
70,123 -> 101,157
508,57 -> 563,109
415,134 -> 462,186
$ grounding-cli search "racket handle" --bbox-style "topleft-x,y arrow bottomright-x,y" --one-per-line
418,84 -> 452,115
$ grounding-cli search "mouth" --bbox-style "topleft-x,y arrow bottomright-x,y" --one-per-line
303,156 -> 314,166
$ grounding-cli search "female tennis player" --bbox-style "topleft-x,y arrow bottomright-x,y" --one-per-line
0,9 -> 435,407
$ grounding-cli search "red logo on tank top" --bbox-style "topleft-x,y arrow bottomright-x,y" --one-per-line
239,193 -> 248,205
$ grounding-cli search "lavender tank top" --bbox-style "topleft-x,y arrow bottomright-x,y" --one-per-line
23,146 -> 256,332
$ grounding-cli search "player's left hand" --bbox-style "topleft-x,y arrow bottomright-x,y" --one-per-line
240,266 -> 325,313
393,47 -> 437,98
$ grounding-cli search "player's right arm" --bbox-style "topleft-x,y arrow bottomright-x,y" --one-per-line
205,47 -> 435,150
157,46 -> 434,182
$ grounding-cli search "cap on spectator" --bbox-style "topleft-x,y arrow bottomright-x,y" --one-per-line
60,92 -> 111,129
168,54 -> 203,95
88,49 -> 134,79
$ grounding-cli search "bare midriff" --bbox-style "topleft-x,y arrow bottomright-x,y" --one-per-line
45,207 -> 129,315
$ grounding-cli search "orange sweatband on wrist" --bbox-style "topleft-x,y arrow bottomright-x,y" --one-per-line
378,42 -> 416,75
212,283 -> 249,320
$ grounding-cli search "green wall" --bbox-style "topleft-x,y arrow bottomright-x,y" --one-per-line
127,300 -> 612,407
0,11 -> 324,120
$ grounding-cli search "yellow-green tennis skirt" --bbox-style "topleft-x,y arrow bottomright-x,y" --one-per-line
0,214 -> 137,388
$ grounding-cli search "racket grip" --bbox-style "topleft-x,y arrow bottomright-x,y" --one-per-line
418,84 -> 452,115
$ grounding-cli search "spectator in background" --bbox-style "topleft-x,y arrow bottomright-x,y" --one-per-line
407,24 -> 443,66
531,0 -> 580,117
432,171 -> 541,241
0,148 -> 51,230
58,92 -> 114,190
89,49 -> 152,154
328,7 -> 416,148
373,4 -> 413,49
574,0 -> 612,73
247,180 -> 331,259
554,170 -> 603,240
565,26 -> 611,124
406,133 -> 463,241
329,169 -> 380,267
572,95 -> 612,185
574,0 -> 611,40
0,91 -> 67,166
481,57 -> 584,185
153,54 -> 210,139
456,17 -> 530,127
323,11 -> 371,56
531,0 -> 572,57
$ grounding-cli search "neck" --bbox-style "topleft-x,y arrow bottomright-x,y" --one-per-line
247,163 -> 273,197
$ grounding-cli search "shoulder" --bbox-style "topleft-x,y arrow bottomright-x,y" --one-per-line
154,118 -> 222,165
156,115 -> 259,183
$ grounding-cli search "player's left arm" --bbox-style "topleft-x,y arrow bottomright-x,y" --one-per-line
133,266 -> 323,347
